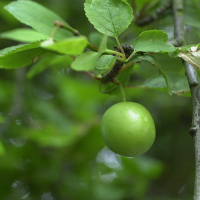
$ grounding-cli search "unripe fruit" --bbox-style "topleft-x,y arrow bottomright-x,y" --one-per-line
101,102 -> 156,157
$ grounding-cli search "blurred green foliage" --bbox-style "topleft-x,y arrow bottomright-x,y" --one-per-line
0,0 -> 199,199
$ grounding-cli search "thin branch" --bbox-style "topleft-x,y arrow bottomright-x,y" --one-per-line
185,62 -> 200,200
135,0 -> 172,26
54,20 -> 81,36
84,71 -> 101,81
54,20 -> 98,52
131,0 -> 137,17
173,1 -> 200,199
172,0 -> 187,46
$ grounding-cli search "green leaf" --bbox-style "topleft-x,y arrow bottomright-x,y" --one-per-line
143,72 -> 190,96
0,41 -> 48,57
0,41 -> 43,56
143,74 -> 167,92
0,42 -> 46,69
70,34 -> 110,71
27,54 -> 55,78
41,36 -> 88,55
95,55 -> 116,70
131,54 -> 172,95
0,28 -> 49,42
0,44 -> 25,56
5,1 -> 72,40
84,0 -> 133,37
27,54 -> 73,78
133,30 -> 176,53
71,52 -> 99,71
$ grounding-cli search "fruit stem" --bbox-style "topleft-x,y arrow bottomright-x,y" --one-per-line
114,78 -> 126,102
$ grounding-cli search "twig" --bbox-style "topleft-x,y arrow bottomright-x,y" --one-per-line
135,0 -> 172,26
84,71 -> 101,80
54,20 -> 98,52
185,62 -> 200,200
54,20 -> 81,36
172,0 -> 187,46
173,0 -> 200,199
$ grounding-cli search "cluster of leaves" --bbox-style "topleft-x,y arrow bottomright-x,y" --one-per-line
0,0 -> 200,97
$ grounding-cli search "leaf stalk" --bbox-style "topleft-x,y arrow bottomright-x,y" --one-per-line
115,37 -> 126,57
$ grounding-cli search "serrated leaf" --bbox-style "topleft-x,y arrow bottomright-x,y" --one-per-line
0,44 -> 25,56
0,41 -> 43,56
143,72 -> 190,96
0,41 -> 46,69
5,1 -> 72,40
133,30 -> 176,53
95,55 -> 116,70
41,36 -> 88,55
0,28 -> 49,42
84,0 -> 133,37
131,54 -> 171,94
71,52 -> 99,71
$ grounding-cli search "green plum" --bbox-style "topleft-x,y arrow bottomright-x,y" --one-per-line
101,102 -> 156,157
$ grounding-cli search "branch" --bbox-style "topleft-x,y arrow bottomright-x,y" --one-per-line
172,0 -> 187,46
185,62 -> 200,200
54,20 -> 98,52
135,0 -> 172,26
173,1 -> 200,199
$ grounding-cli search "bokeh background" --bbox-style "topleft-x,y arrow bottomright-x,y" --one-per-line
0,0 -> 199,199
